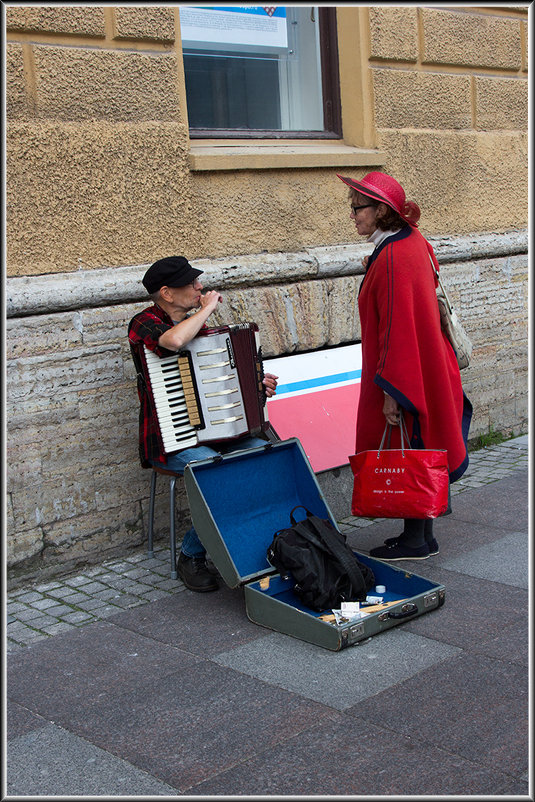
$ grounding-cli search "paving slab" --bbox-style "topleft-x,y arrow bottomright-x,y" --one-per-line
187,713 -> 528,797
469,619 -> 529,667
7,621 -> 204,721
212,629 -> 461,710
398,567 -> 527,651
107,583 -> 265,657
42,662 -> 334,793
345,651 -> 529,778
446,471 -> 528,529
346,515 -> 518,559
7,723 -> 178,797
7,700 -> 49,741
440,531 -> 528,588
5,445 -> 529,798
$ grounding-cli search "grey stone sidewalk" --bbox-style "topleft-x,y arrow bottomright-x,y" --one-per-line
6,435 -> 528,652
6,435 -> 529,798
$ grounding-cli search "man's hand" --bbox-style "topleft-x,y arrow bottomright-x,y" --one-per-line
199,290 -> 223,313
158,289 -> 222,352
383,392 -> 400,426
263,372 -> 278,398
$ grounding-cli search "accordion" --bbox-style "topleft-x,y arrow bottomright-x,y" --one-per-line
141,323 -> 269,455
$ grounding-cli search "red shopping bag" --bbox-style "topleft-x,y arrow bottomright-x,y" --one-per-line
349,417 -> 449,519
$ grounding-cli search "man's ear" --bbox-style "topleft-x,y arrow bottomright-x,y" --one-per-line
159,285 -> 172,301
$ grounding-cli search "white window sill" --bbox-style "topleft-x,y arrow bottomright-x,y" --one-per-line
188,140 -> 386,171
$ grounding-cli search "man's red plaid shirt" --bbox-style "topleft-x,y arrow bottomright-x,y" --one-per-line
128,304 -> 178,467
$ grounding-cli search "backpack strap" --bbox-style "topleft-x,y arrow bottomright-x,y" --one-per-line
288,520 -> 331,554
292,516 -> 367,599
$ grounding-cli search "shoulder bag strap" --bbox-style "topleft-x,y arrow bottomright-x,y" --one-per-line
429,252 -> 454,315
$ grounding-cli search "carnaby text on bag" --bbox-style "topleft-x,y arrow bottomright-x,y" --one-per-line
349,415 -> 449,520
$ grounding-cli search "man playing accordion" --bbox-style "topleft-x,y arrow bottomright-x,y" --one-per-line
129,256 -> 278,592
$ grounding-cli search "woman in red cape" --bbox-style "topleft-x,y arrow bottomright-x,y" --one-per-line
338,171 -> 472,560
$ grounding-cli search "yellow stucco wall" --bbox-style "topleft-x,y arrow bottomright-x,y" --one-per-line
5,5 -> 529,277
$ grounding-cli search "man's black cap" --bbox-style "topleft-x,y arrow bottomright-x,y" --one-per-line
142,256 -> 203,294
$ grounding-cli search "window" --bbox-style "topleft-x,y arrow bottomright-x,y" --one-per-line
179,6 -> 341,138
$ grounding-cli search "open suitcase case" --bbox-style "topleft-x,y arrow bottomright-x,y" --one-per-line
184,439 -> 445,652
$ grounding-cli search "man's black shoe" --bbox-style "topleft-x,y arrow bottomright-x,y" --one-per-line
177,552 -> 219,592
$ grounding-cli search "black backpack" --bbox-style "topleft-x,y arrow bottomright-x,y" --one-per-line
267,506 -> 375,612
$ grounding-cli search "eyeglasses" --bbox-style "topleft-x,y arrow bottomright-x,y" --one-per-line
351,203 -> 374,215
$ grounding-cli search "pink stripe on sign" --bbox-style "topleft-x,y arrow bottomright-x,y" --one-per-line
267,383 -> 361,472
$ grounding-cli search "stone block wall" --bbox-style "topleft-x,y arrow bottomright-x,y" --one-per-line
366,5 -> 528,236
6,232 -> 528,586
5,6 -> 192,275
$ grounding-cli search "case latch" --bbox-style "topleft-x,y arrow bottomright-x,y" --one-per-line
348,622 -> 365,641
424,591 -> 438,608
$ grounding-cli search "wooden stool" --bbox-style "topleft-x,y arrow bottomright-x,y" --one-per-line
147,466 -> 182,579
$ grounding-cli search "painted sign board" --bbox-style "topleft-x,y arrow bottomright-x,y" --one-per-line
265,343 -> 361,473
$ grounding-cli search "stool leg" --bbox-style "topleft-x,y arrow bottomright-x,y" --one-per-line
147,471 -> 157,558
169,476 -> 178,579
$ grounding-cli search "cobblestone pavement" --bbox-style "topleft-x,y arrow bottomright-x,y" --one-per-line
6,436 -> 529,652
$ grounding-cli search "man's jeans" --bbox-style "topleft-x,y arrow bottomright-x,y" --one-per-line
150,435 -> 267,559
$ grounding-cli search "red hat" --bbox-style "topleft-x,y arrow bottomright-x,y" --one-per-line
337,171 -> 420,227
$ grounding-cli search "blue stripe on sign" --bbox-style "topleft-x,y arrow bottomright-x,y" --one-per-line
275,370 -> 362,396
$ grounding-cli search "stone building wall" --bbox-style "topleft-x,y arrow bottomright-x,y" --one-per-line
5,5 -> 528,583
6,231 -> 528,585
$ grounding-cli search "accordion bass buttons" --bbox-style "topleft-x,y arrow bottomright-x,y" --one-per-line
177,354 -> 203,427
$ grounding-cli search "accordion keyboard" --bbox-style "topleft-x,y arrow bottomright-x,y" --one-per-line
143,347 -> 199,452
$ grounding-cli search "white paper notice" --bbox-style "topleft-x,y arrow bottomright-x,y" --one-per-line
180,6 -> 288,50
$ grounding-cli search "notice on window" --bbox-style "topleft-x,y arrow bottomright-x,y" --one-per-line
179,6 -> 288,51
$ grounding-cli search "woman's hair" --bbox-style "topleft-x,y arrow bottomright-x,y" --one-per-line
350,189 -> 406,231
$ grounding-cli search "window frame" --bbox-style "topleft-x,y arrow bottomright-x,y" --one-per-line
185,7 -> 342,141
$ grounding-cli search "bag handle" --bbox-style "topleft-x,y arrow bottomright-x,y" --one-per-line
288,506 -> 343,558
288,519 -> 332,555
378,411 -> 411,457
399,411 -> 411,449
289,505 -> 312,526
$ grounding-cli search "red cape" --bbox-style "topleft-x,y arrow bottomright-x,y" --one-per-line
356,227 -> 471,481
